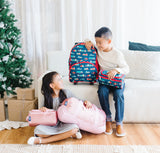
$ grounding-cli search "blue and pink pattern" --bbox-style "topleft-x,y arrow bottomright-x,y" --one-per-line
69,42 -> 99,84
98,70 -> 125,88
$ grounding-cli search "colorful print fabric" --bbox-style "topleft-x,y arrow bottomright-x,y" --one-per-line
98,70 -> 125,88
69,43 -> 98,83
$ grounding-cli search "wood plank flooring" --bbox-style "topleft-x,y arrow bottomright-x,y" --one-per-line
0,124 -> 160,145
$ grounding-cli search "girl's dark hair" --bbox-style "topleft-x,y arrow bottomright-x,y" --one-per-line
41,71 -> 67,109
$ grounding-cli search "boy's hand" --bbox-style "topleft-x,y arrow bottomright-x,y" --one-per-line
84,41 -> 94,51
83,100 -> 92,109
107,69 -> 118,80
39,107 -> 48,112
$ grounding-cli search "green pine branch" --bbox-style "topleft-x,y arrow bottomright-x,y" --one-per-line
0,0 -> 33,98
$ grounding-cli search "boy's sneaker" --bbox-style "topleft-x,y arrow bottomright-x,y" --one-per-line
75,130 -> 82,139
116,125 -> 126,137
105,121 -> 113,135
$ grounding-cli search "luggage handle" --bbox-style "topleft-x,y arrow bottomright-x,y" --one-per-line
30,109 -> 55,113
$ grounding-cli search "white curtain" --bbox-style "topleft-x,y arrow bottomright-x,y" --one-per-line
11,0 -> 160,95
12,0 -> 62,95
60,0 -> 126,50
123,0 -> 160,46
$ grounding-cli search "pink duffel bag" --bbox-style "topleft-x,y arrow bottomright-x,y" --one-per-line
57,97 -> 106,134
26,109 -> 58,126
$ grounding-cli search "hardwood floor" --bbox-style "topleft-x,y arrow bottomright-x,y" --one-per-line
0,124 -> 160,145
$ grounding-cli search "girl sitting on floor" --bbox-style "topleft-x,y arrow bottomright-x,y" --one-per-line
27,71 -> 92,145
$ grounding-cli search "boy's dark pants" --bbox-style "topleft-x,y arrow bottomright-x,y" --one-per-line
98,84 -> 125,123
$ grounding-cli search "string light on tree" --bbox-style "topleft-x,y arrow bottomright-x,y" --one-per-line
0,0 -> 33,98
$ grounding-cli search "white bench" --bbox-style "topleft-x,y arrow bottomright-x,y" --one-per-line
38,51 -> 160,123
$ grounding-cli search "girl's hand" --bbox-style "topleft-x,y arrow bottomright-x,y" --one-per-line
83,100 -> 92,109
107,69 -> 118,80
39,107 -> 48,112
84,40 -> 94,51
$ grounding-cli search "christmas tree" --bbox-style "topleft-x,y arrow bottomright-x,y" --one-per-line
0,0 -> 32,98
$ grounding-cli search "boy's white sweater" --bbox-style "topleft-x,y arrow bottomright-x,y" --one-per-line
98,47 -> 129,75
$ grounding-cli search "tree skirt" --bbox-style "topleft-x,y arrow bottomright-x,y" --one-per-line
0,145 -> 160,153
0,120 -> 28,131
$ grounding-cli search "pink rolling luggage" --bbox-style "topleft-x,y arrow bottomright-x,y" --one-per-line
26,109 -> 58,126
57,97 -> 106,134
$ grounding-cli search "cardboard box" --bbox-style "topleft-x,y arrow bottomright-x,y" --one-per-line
0,99 -> 5,121
17,88 -> 35,100
8,97 -> 38,122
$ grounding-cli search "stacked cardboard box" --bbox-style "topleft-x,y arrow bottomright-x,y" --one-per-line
0,99 -> 5,121
17,88 -> 35,100
8,88 -> 38,122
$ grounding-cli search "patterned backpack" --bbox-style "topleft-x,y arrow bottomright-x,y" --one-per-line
69,42 -> 99,84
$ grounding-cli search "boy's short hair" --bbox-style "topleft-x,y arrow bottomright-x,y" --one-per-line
95,27 -> 112,40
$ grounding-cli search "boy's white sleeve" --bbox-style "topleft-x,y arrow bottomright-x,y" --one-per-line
115,52 -> 130,75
